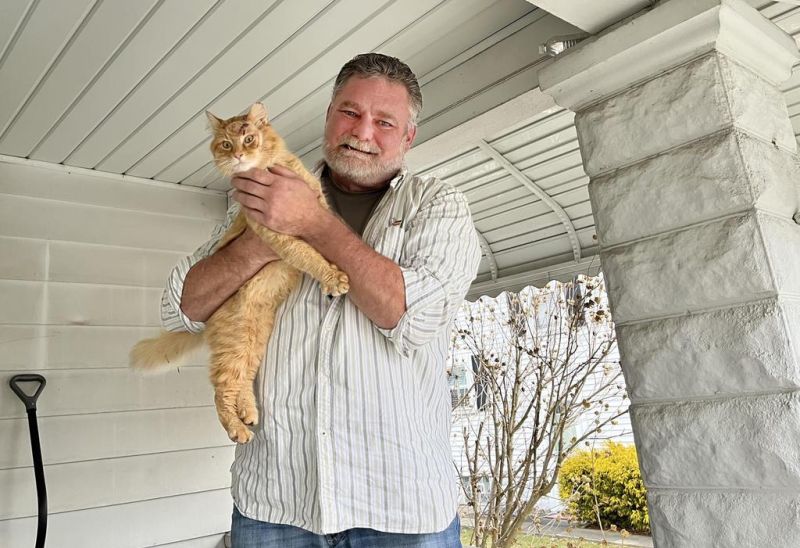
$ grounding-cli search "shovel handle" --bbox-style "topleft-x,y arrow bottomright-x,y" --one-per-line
9,374 -> 47,412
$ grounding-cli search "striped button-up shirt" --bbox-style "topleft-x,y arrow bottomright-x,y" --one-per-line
161,166 -> 481,534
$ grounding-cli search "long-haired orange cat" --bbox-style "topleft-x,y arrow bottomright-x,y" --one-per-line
130,103 -> 349,443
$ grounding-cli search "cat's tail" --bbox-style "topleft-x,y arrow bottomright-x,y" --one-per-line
129,330 -> 204,371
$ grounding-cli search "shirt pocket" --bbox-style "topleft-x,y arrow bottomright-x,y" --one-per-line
372,224 -> 405,262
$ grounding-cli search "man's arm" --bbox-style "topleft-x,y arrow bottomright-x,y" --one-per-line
181,227 -> 278,322
231,166 -> 406,329
231,166 -> 481,339
304,210 -> 405,329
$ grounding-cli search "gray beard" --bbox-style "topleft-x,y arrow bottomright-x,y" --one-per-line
323,143 -> 404,188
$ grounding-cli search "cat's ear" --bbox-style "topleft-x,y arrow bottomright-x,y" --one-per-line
247,103 -> 268,127
205,111 -> 224,132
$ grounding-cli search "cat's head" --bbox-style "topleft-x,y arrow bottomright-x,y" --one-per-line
206,103 -> 281,176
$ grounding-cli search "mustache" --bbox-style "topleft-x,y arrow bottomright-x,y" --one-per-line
337,137 -> 380,154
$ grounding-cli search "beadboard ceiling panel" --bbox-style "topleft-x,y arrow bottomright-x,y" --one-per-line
0,0 -> 160,156
0,0 -> 97,137
1,0 -> 796,298
0,0 -> 574,187
28,0 -> 235,164
151,0 -> 455,184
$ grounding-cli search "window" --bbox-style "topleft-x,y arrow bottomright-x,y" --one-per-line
471,355 -> 488,411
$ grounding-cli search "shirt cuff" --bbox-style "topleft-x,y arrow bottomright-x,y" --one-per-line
376,267 -> 436,356
161,255 -> 206,334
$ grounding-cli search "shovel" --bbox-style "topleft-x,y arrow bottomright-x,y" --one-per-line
9,374 -> 48,548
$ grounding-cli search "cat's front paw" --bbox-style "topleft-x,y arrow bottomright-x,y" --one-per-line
321,265 -> 350,296
227,423 -> 255,444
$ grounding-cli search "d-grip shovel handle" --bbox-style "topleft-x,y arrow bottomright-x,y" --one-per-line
9,374 -> 46,411
10,373 -> 48,548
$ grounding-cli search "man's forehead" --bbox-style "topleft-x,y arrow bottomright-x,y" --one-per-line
332,78 -> 410,114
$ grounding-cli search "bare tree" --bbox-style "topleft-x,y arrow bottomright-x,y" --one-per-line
450,275 -> 627,548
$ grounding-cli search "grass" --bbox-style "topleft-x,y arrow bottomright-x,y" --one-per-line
461,528 -> 614,547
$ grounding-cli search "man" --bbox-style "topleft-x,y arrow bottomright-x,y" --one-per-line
161,53 -> 481,547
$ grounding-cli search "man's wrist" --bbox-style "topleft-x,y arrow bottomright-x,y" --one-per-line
303,208 -> 341,245
231,228 -> 277,268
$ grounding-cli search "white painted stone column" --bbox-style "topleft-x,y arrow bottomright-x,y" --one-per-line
539,1 -> 800,546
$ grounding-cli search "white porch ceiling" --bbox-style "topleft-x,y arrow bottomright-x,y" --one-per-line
1,0 -> 798,299
0,0 -> 576,187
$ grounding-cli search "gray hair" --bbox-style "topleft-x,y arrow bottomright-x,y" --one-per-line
332,53 -> 423,126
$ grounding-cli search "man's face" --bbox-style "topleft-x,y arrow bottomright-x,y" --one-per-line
323,76 -> 417,191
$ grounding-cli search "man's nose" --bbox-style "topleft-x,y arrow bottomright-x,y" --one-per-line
350,116 -> 374,141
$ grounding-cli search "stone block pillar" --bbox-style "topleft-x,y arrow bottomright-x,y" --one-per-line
539,0 -> 800,546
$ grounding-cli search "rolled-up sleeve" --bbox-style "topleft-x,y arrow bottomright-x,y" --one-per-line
160,203 -> 240,334
378,187 -> 481,355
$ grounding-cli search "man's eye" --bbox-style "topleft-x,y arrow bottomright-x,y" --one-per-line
342,110 -> 357,117
221,141 -> 232,150
378,120 -> 393,128
244,135 -> 254,144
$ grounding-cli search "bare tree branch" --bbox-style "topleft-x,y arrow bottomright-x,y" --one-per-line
451,275 -> 628,548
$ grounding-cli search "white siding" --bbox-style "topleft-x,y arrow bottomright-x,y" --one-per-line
0,161 -> 230,547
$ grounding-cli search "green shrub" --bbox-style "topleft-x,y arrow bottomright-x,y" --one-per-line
558,442 -> 649,534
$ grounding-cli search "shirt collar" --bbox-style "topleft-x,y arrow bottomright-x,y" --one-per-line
389,166 -> 408,189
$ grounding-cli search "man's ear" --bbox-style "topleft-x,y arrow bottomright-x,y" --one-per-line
404,123 -> 417,151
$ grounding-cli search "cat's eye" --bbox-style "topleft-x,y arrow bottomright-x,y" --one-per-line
221,141 -> 232,150
244,135 -> 254,145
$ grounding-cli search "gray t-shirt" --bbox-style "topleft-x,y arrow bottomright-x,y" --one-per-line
321,168 -> 389,236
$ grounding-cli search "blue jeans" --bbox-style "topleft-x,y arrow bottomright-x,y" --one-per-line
230,505 -> 462,547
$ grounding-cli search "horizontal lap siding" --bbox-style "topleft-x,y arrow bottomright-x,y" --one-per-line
0,489 -> 232,548
0,193 -> 218,252
0,407 -> 228,469
0,367 -> 214,419
0,161 -> 230,546
0,325 -> 210,370
0,446 -> 235,520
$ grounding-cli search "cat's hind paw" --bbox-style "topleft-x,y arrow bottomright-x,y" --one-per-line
237,392 -> 259,426
321,266 -> 350,296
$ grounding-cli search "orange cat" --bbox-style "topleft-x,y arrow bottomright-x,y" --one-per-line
130,103 -> 349,443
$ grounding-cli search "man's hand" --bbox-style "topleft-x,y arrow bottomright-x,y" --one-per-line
231,165 -> 327,237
